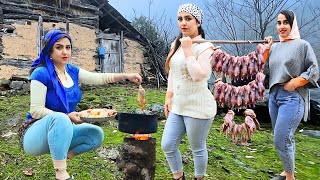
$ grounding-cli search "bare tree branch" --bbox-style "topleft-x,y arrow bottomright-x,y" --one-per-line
204,0 -> 320,58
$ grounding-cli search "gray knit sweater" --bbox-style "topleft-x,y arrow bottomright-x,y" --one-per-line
267,39 -> 319,121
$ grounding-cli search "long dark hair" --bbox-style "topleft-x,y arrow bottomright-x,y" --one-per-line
165,25 -> 205,73
29,58 -> 47,75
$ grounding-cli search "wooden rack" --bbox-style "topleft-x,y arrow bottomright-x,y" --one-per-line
192,39 -> 280,44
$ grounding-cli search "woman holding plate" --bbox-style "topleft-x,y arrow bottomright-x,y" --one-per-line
19,29 -> 142,180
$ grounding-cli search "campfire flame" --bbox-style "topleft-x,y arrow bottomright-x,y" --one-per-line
130,131 -> 151,141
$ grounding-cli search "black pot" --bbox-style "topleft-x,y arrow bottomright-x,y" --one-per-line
116,113 -> 158,134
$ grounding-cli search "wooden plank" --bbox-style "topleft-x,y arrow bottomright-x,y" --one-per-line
0,6 -> 3,23
120,30 -> 124,72
3,14 -> 97,28
0,1 -> 98,16
0,59 -> 33,69
1,4 -> 34,15
101,38 -> 121,73
97,33 -> 120,40
36,16 -> 43,57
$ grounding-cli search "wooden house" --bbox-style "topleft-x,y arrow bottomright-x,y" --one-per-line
0,0 -> 153,85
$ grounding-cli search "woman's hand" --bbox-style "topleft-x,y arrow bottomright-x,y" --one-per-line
164,91 -> 173,119
124,73 -> 142,85
68,112 -> 84,124
164,98 -> 172,119
264,36 -> 273,49
283,80 -> 296,92
179,36 -> 193,58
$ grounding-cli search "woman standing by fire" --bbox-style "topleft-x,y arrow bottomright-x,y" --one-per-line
264,10 -> 319,180
161,3 -> 216,180
19,29 -> 142,180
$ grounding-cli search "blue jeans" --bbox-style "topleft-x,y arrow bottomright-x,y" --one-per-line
23,112 -> 104,160
161,112 -> 213,176
269,85 -> 304,173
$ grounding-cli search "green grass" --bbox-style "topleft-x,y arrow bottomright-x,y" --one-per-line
0,84 -> 319,179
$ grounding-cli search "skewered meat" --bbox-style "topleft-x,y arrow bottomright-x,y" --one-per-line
224,85 -> 233,107
245,116 -> 257,138
222,109 -> 259,145
213,80 -> 224,101
233,57 -> 242,80
244,109 -> 260,129
232,123 -> 247,145
137,85 -> 146,111
212,75 -> 265,109
222,53 -> 230,74
218,83 -> 228,106
241,56 -> 250,80
243,85 -> 251,108
211,44 -> 267,109
256,72 -> 266,101
211,49 -> 222,69
211,44 -> 266,81
221,110 -> 235,138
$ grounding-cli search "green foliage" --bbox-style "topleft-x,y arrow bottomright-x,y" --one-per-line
131,15 -> 169,56
0,85 -> 319,179
132,16 -> 159,43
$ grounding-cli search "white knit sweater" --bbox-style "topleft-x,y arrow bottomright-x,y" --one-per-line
169,41 -> 217,119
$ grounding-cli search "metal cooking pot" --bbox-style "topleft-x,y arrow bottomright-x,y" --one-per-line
116,113 -> 158,134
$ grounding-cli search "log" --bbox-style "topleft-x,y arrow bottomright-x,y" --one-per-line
117,137 -> 156,180
1,4 -> 34,15
37,16 -> 43,56
0,58 -> 33,69
3,14 -> 97,28
0,6 -> 3,23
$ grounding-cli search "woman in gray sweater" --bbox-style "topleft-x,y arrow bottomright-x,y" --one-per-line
264,10 -> 319,180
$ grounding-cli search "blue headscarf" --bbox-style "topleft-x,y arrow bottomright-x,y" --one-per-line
31,30 -> 73,112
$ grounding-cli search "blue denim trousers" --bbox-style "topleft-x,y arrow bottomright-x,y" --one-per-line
269,85 -> 304,173
161,112 -> 213,176
23,112 -> 104,160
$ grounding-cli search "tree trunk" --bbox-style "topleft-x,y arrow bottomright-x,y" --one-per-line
117,137 -> 156,180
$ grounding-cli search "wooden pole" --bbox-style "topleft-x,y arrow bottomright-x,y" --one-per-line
192,39 -> 280,44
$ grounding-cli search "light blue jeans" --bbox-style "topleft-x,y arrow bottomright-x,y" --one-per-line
161,112 -> 213,176
269,85 -> 304,173
23,112 -> 104,160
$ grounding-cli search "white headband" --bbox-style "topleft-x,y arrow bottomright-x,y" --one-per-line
178,3 -> 204,24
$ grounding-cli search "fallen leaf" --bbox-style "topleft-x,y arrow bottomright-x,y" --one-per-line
23,170 -> 33,176
245,155 -> 254,159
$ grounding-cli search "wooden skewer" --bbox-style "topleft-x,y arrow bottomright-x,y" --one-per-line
192,39 -> 280,44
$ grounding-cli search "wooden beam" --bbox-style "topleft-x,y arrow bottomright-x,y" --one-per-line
36,16 -> 43,57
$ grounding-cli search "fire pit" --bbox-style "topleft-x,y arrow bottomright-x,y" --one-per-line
116,112 -> 158,180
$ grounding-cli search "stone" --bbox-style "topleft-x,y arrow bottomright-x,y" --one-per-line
9,81 -> 24,90
300,130 -> 320,139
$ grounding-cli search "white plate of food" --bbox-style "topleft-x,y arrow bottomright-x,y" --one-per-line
79,108 -> 117,122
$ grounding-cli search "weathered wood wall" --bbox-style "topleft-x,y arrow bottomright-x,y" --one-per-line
0,0 -> 146,88
0,0 -> 100,79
